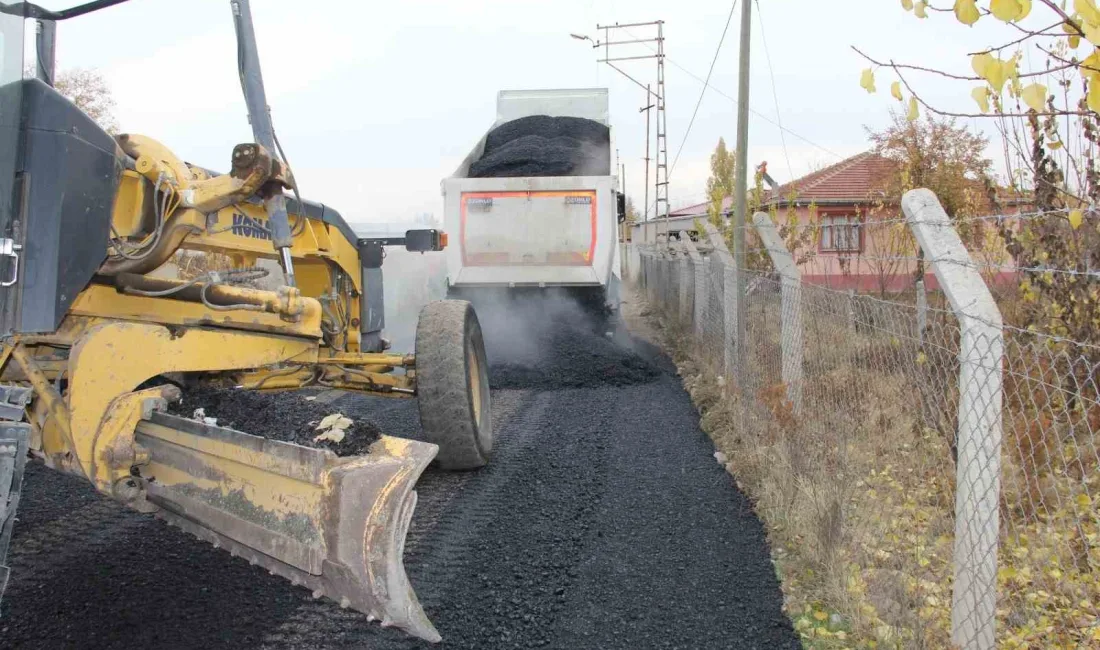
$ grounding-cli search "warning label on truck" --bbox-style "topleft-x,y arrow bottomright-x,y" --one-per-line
466,197 -> 493,212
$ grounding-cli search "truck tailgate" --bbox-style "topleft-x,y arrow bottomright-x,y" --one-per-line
461,190 -> 596,267
443,175 -> 618,289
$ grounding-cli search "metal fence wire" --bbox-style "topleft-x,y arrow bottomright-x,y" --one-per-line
627,190 -> 1100,650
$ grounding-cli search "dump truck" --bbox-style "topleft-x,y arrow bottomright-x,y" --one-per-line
0,0 -> 491,642
442,89 -> 625,317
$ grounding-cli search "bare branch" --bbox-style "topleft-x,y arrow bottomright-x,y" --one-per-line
1037,45 -> 1100,77
967,21 -> 1065,56
1038,0 -> 1086,37
853,45 -> 978,80
891,64 -> 1092,119
853,45 -> 1081,82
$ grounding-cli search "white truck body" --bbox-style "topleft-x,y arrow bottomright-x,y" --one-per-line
442,89 -> 622,309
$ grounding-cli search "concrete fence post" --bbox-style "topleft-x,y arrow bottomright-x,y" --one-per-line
642,247 -> 651,305
916,279 -> 928,346
846,289 -> 856,332
701,223 -> 737,383
656,247 -> 667,310
903,188 -> 1003,650
751,212 -> 803,412
681,233 -> 706,337
642,249 -> 651,305
667,241 -> 688,326
666,250 -> 676,314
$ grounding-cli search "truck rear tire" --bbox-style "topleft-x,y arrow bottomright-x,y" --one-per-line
415,300 -> 493,470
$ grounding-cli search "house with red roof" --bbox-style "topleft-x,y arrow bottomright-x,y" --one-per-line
661,152 -> 1020,294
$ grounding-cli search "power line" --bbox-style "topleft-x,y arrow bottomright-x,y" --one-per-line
665,55 -> 844,162
754,0 -> 794,182
617,23 -> 845,163
668,0 -> 737,180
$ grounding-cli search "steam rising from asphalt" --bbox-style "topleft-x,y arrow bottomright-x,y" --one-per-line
577,140 -> 611,177
461,288 -> 600,365
379,246 -> 609,364
377,253 -> 660,392
380,250 -> 604,365
380,248 -> 448,354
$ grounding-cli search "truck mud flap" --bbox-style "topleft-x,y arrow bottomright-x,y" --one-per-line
0,422 -> 30,615
134,412 -> 441,642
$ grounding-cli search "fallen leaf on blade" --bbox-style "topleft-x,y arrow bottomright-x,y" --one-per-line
203,417 -> 218,426
316,413 -> 353,431
314,427 -> 347,444
304,395 -> 317,401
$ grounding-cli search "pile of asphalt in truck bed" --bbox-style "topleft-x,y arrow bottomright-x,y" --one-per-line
468,115 -> 610,178
166,387 -> 381,456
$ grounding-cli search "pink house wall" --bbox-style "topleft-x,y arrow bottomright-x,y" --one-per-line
772,205 -> 1019,294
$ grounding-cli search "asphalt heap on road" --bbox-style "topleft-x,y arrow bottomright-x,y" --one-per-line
3,294 -> 800,650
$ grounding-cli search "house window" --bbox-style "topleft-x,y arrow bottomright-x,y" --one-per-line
820,215 -> 862,252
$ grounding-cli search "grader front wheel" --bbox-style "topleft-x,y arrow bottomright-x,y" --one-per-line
415,300 -> 493,470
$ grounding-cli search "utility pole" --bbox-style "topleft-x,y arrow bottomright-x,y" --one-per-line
651,21 -> 669,241
732,0 -> 752,382
574,21 -> 666,238
621,162 -> 628,241
642,85 -> 653,226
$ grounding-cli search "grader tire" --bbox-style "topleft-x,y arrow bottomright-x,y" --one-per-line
415,300 -> 492,470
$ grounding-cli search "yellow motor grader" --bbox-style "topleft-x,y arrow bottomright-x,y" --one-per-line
0,0 -> 492,642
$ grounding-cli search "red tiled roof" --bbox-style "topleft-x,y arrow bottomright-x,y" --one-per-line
669,151 -> 897,217
774,151 -> 896,204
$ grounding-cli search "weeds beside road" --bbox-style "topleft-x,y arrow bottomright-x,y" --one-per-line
638,283 -> 1100,650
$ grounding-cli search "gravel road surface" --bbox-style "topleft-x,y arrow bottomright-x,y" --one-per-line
1,295 -> 798,650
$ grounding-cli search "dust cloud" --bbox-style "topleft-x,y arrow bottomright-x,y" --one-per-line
375,249 -> 659,391
380,248 -> 448,354
454,287 -> 661,390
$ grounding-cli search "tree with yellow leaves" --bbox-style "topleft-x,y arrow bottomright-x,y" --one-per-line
705,137 -> 737,228
856,0 -> 1099,352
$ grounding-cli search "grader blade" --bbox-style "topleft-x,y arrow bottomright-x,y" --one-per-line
133,412 -> 440,642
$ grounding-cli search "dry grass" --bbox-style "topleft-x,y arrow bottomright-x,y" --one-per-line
641,287 -> 1100,649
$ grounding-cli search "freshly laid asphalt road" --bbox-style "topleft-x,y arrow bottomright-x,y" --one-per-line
1,297 -> 798,650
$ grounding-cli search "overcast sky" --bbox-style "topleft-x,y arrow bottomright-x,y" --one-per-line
28,0 -> 1032,226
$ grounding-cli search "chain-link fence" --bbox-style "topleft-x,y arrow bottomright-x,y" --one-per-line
624,189 -> 1100,649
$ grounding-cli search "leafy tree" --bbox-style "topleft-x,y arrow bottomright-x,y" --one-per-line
56,68 -> 118,134
866,111 -> 995,283
624,196 -> 639,225
705,137 -> 736,227
867,112 -> 992,226
26,65 -> 118,134
745,171 -> 819,272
